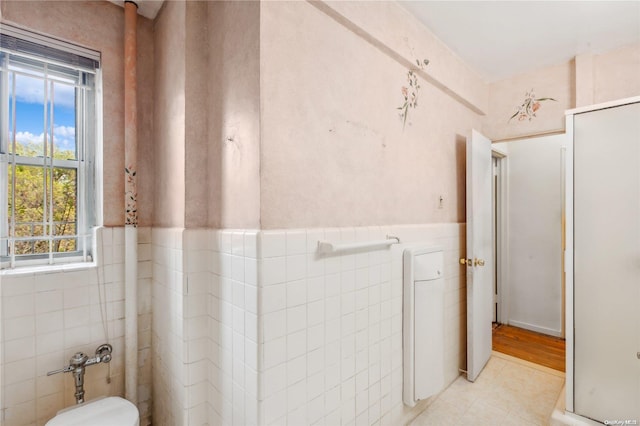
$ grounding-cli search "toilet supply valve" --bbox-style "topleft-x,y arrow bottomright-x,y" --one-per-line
47,343 -> 113,404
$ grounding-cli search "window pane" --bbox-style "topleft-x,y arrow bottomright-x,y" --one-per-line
14,239 -> 49,255
9,165 -> 45,235
53,238 -> 76,253
52,167 -> 77,238
52,82 -> 77,160
12,73 -> 45,157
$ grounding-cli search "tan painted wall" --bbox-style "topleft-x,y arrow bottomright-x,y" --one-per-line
485,62 -> 574,141
259,1 -> 483,229
485,42 -> 640,141
1,0 -> 155,227
153,0 -> 186,227
593,44 -> 640,104
208,0 -> 261,229
184,1 -> 210,228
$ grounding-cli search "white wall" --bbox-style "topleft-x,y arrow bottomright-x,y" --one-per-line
494,134 -> 566,336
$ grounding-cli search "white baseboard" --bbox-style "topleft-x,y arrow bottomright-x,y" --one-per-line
508,320 -> 562,338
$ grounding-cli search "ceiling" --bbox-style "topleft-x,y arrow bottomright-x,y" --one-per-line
399,1 -> 640,82
108,0 -> 164,20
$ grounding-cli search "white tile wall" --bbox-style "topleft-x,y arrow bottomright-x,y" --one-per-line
0,227 -> 152,426
257,224 -> 466,426
3,223 -> 464,426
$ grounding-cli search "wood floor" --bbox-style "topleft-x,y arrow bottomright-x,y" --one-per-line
492,324 -> 566,372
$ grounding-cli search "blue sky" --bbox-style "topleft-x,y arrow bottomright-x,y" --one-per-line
10,73 -> 76,152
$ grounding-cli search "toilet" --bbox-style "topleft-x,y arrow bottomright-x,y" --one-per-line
46,396 -> 139,426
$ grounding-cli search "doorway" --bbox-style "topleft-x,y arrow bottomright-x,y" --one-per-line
491,134 -> 566,338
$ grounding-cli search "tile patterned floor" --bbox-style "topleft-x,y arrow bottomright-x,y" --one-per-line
409,352 -> 565,426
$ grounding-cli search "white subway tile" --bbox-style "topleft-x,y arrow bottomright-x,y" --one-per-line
2,275 -> 35,296
244,231 -> 258,259
261,257 -> 287,286
232,280 -> 245,309
307,300 -> 324,327
36,330 -> 64,355
3,294 -> 34,318
263,310 -> 287,342
355,393 -> 368,417
263,336 -> 287,370
3,357 -> 35,385
341,397 -> 356,424
287,404 -> 307,425
307,276 -> 324,303
305,229 -> 324,253
244,258 -> 258,287
325,318 -> 341,344
245,312 -> 258,342
264,389 -> 287,424
307,394 -> 325,425
286,330 -> 306,361
262,284 -> 286,314
306,254 -> 325,278
36,310 -> 64,335
245,339 -> 258,371
4,336 -> 36,363
3,316 -> 35,341
262,363 -> 287,398
260,231 -> 286,258
307,373 -> 324,401
341,292 -> 355,316
325,385 -> 341,414
286,354 -> 306,386
326,295 -> 341,321
307,324 -> 324,351
355,268 -> 368,290
287,378 -> 306,413
232,255 -> 245,282
286,305 -> 307,334
285,230 -> 307,256
286,279 -> 306,308
286,254 -> 307,282
307,347 -> 324,376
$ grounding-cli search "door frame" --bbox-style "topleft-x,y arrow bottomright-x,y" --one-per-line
491,148 -> 509,326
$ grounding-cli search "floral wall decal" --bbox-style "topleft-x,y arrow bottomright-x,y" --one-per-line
398,58 -> 429,129
509,89 -> 557,122
125,165 -> 137,226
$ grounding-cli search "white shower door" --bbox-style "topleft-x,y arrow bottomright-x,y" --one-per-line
573,101 -> 640,422
465,129 -> 493,382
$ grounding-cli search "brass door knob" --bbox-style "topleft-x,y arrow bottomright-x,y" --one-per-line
460,258 -> 472,266
474,258 -> 485,267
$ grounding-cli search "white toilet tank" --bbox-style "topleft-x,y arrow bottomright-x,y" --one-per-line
46,396 -> 139,426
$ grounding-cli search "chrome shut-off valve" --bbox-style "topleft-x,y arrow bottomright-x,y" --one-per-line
47,343 -> 113,404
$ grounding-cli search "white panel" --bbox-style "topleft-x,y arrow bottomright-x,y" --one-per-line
414,278 -> 444,400
574,102 -> 640,421
403,246 -> 444,407
413,251 -> 444,281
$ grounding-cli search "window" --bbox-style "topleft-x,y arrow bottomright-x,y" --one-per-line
0,25 -> 100,269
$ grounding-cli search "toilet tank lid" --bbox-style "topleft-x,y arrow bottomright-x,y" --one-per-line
47,397 -> 139,426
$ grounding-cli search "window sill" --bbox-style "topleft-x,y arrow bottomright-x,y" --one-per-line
0,261 -> 97,277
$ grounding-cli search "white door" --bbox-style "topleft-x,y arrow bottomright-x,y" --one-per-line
465,129 -> 494,382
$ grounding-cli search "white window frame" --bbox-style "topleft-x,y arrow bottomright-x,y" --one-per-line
0,24 -> 100,269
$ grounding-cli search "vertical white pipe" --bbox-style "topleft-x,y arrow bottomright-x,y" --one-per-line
124,0 -> 138,405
